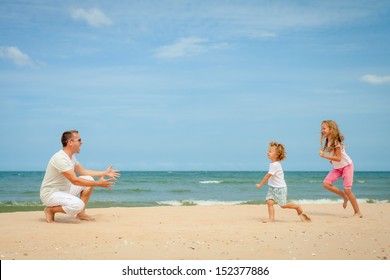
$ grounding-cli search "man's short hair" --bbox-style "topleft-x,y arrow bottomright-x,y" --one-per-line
61,130 -> 79,147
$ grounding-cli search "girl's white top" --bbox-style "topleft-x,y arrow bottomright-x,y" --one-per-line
329,143 -> 353,169
268,161 -> 287,188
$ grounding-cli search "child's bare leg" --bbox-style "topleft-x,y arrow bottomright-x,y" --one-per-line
263,199 -> 275,223
44,206 -> 65,223
281,202 -> 301,213
281,202 -> 311,222
323,182 -> 348,208
344,189 -> 363,218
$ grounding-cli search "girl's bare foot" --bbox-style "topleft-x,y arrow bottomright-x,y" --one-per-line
343,197 -> 349,209
354,213 -> 363,218
299,213 -> 311,222
262,219 -> 274,223
44,207 -> 55,223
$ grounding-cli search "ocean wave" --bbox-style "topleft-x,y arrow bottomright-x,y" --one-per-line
0,201 -> 43,213
0,201 -> 42,207
157,198 -> 389,207
306,179 -> 366,184
169,189 -> 192,194
291,198 -> 389,204
157,200 -> 246,206
198,180 -> 224,184
1,198 -> 388,213
127,188 -> 152,193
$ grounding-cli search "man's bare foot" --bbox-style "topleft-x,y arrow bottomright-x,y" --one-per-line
343,197 -> 348,209
76,213 -> 95,221
299,213 -> 311,222
262,219 -> 274,223
44,207 -> 55,223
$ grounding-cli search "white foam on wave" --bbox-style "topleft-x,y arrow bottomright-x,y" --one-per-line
156,198 -> 389,207
199,180 -> 224,184
291,199 -> 342,205
291,198 -> 389,204
157,200 -> 245,206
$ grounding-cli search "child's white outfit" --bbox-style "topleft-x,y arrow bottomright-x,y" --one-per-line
266,161 -> 288,206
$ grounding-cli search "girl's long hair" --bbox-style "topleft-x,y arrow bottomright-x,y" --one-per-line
320,120 -> 344,154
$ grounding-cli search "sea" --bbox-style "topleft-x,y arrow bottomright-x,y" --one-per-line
0,171 -> 389,213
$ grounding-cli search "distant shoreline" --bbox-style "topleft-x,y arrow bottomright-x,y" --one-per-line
1,198 -> 388,214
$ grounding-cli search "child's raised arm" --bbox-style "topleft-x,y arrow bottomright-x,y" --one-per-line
256,173 -> 272,188
319,147 -> 342,162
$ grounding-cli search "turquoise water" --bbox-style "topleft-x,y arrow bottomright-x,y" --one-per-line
0,171 -> 389,212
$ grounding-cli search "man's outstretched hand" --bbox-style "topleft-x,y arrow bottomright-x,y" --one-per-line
104,164 -> 121,180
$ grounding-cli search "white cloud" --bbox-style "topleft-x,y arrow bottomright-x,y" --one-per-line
361,74 -> 390,85
0,46 -> 33,66
71,8 -> 112,27
154,37 -> 227,59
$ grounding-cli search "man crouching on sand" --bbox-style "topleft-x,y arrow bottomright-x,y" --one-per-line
40,130 -> 120,223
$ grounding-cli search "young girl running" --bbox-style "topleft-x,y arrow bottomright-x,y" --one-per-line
319,120 -> 363,218
256,141 -> 311,223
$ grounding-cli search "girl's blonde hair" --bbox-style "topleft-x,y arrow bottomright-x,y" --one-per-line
269,141 -> 287,161
320,120 -> 344,153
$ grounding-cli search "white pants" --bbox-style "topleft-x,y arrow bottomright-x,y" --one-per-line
45,176 -> 94,216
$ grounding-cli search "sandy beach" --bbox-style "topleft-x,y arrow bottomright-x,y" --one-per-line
0,203 -> 389,260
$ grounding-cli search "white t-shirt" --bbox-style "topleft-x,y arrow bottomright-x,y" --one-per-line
328,143 -> 353,169
40,149 -> 79,202
268,161 -> 287,188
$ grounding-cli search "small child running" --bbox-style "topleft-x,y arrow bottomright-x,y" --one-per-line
256,141 -> 311,223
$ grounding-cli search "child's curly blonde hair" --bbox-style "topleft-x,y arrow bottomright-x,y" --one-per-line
269,141 -> 287,161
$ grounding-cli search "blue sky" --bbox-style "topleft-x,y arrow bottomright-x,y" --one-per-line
0,0 -> 389,171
